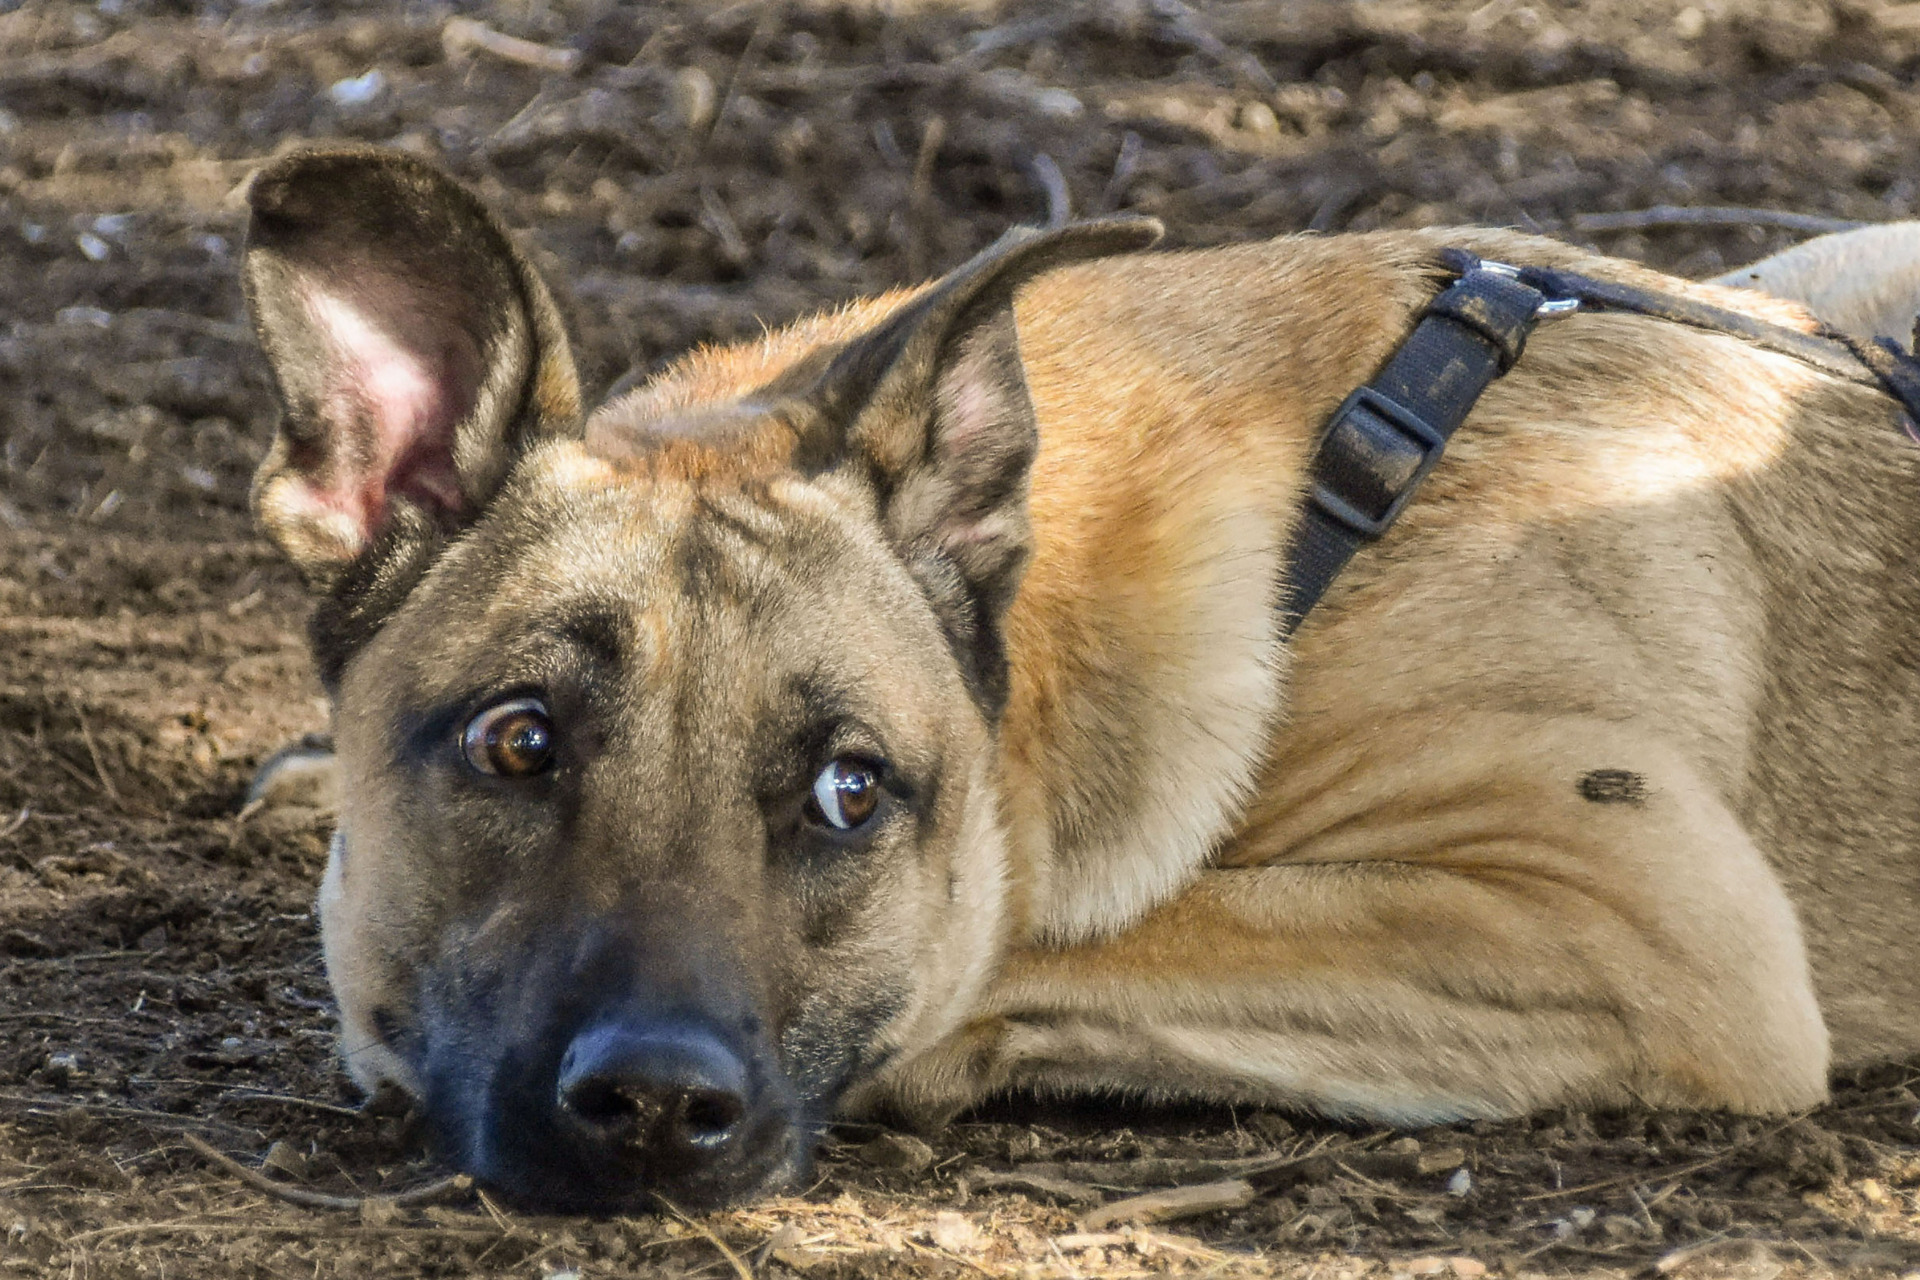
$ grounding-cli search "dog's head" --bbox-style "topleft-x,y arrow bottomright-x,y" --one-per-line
242,147 -> 1157,1210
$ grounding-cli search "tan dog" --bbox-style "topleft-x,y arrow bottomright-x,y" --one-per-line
1716,221 -> 1920,343
240,146 -> 1920,1210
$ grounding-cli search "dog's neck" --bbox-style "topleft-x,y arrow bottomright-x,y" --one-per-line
989,238 -> 1447,946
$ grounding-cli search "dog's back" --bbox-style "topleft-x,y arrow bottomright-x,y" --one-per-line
978,226 -> 1920,1089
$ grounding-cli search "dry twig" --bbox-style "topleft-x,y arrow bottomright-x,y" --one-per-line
1520,1117 -> 1802,1201
66,692 -> 119,804
182,1134 -> 471,1212
658,1198 -> 755,1280
1573,206 -> 1867,235
442,17 -> 580,75
1079,1177 -> 1257,1230
1030,153 -> 1072,228
969,1167 -> 1105,1205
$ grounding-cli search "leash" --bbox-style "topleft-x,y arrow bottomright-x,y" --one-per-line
1278,248 -> 1920,634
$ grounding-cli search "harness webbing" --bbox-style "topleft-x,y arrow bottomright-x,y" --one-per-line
1280,248 -> 1920,635
1278,263 -> 1547,633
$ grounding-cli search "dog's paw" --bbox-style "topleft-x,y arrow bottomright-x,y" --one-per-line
244,732 -> 339,819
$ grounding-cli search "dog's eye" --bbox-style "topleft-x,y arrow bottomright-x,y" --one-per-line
462,698 -> 555,778
805,758 -> 881,831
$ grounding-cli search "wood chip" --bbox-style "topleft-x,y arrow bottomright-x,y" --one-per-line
1015,1151 -> 1308,1189
1078,1177 -> 1256,1231
925,1211 -> 979,1252
969,1168 -> 1104,1205
1052,1231 -> 1130,1251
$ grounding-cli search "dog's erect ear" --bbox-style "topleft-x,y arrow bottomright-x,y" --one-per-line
243,146 -> 580,587
806,217 -> 1162,713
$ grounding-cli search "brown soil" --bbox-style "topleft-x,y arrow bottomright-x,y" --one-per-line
5,1 -> 1920,1276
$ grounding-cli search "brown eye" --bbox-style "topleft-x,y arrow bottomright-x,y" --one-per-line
806,758 -> 881,831
462,698 -> 555,777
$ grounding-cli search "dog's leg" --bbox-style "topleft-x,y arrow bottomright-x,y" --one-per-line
883,719 -> 1829,1125
1715,222 -> 1920,343
245,732 -> 338,817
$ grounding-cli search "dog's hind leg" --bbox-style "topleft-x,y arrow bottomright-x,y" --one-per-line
881,718 -> 1829,1126
1715,222 -> 1920,344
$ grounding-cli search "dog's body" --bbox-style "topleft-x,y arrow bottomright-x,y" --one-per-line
240,149 -> 1920,1209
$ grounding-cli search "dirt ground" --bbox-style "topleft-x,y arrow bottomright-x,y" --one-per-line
7,0 -> 1920,1276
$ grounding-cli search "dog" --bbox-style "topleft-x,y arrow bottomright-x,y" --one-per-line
238,145 -> 1920,1211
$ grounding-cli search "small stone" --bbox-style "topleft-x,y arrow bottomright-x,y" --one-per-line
1385,1136 -> 1422,1155
328,69 -> 386,107
76,233 -> 110,262
1448,1259 -> 1487,1278
671,66 -> 716,132
1031,87 -> 1084,118
261,1141 -> 309,1182
1861,1178 -> 1890,1205
41,1052 -> 82,1088
1241,101 -> 1281,135
1447,1167 -> 1473,1197
856,1132 -> 935,1173
1568,1206 -> 1596,1229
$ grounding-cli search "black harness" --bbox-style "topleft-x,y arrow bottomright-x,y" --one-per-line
1280,249 -> 1920,634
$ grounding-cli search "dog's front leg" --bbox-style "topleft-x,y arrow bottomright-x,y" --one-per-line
884,723 -> 1829,1125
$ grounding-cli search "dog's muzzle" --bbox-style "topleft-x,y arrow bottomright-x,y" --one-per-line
414,909 -> 808,1212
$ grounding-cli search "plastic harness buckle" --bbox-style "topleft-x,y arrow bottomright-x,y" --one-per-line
1307,386 -> 1446,538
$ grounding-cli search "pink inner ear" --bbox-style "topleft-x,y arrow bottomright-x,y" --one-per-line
298,286 -> 469,542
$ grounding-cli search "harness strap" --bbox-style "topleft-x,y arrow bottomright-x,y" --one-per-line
1278,264 -> 1548,634
1282,247 -> 1920,636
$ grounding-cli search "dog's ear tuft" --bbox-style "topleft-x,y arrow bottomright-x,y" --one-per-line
810,217 -> 1162,713
243,146 -> 580,588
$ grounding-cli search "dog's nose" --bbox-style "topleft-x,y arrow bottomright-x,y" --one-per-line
555,1022 -> 750,1164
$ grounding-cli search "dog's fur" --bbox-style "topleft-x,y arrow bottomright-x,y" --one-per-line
1715,221 -> 1920,345
241,146 -> 1920,1208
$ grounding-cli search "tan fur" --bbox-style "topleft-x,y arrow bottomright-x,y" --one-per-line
868,228 -> 1916,1122
250,160 -> 1920,1197
1717,221 -> 1920,342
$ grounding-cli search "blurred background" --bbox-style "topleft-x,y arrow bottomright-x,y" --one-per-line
2,0 -> 1913,540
